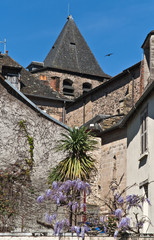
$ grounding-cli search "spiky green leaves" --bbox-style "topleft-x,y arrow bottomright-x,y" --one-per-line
48,127 -> 97,183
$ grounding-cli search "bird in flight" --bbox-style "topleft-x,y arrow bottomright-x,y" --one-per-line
105,53 -> 113,57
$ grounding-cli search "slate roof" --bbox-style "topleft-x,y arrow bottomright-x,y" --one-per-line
0,76 -> 70,130
82,114 -> 124,136
44,15 -> 109,78
0,54 -> 68,101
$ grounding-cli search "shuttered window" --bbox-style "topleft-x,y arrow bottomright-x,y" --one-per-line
141,106 -> 148,154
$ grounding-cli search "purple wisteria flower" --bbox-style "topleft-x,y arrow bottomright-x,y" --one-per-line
126,194 -> 142,210
145,198 -> 151,205
115,208 -> 123,218
81,226 -> 88,239
117,196 -> 124,204
72,202 -> 79,211
52,181 -> 58,190
48,215 -> 53,224
104,226 -> 107,233
84,224 -> 89,232
46,189 -> 52,197
136,220 -> 144,229
81,203 -> 86,209
52,213 -> 56,220
71,225 -> 75,232
114,230 -> 119,238
45,213 -> 56,224
118,217 -> 130,230
54,218 -> 69,235
114,193 -> 124,204
37,195 -> 44,203
75,226 -> 81,237
81,226 -> 85,239
68,201 -> 73,207
100,216 -> 104,223
37,179 -> 92,236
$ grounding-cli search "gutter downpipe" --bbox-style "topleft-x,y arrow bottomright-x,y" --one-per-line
62,101 -> 66,123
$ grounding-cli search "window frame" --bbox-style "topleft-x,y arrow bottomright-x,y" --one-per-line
140,105 -> 148,155
63,79 -> 74,96
82,82 -> 92,94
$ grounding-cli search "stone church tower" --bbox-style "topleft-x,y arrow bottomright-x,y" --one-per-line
27,15 -> 110,99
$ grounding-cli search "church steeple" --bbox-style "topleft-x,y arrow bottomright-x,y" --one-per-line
44,16 -> 109,78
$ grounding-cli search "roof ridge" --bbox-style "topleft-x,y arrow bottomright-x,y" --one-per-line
44,17 -> 109,78
71,19 -> 80,72
51,19 -> 69,67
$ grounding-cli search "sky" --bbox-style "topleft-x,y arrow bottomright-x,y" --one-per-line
0,0 -> 154,77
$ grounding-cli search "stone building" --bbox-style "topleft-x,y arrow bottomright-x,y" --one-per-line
0,74 -> 71,231
1,14 -> 154,233
126,81 -> 154,233
27,15 -> 110,100
0,53 -> 71,122
66,61 -> 141,127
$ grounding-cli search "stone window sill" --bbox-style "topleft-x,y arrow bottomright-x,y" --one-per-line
139,151 -> 148,161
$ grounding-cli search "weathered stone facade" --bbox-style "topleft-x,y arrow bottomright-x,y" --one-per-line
66,63 -> 141,127
98,128 -> 127,213
32,69 -> 105,99
0,78 -> 103,232
27,95 -> 66,122
0,79 -> 69,232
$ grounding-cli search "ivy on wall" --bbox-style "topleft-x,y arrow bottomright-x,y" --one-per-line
0,120 -> 34,232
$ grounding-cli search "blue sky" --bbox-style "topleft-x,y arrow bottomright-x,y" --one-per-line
0,0 -> 154,76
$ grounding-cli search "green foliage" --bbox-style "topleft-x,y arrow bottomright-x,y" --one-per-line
48,127 -> 97,183
19,120 -> 34,170
106,216 -> 117,236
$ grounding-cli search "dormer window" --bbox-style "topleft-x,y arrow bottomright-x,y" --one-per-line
2,66 -> 21,90
7,74 -> 20,89
63,79 -> 74,96
83,82 -> 92,94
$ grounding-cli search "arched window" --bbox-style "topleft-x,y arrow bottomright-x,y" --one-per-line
63,79 -> 74,96
83,82 -> 92,94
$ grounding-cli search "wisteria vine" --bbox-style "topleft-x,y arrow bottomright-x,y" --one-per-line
37,179 -> 90,238
37,178 -> 151,238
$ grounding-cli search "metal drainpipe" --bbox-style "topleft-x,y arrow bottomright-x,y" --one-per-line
62,101 -> 66,123
83,100 -> 85,124
127,69 -> 135,107
132,75 -> 135,107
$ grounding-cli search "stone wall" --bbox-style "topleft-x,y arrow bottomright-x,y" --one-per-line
87,137 -> 102,206
0,80 -> 69,232
1,234 -> 154,240
66,66 -> 141,127
0,79 -> 104,232
32,70 -> 105,99
0,234 -> 118,240
28,96 -> 65,122
97,128 -> 127,213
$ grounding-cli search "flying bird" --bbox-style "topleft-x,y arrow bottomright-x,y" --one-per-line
105,53 -> 113,57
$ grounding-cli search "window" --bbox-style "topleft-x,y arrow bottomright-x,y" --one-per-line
40,75 -> 47,80
6,74 -> 20,90
63,79 -> 74,96
82,82 -> 92,94
2,66 -> 21,90
141,106 -> 148,154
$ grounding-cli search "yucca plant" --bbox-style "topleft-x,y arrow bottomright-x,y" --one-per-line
48,127 -> 97,183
